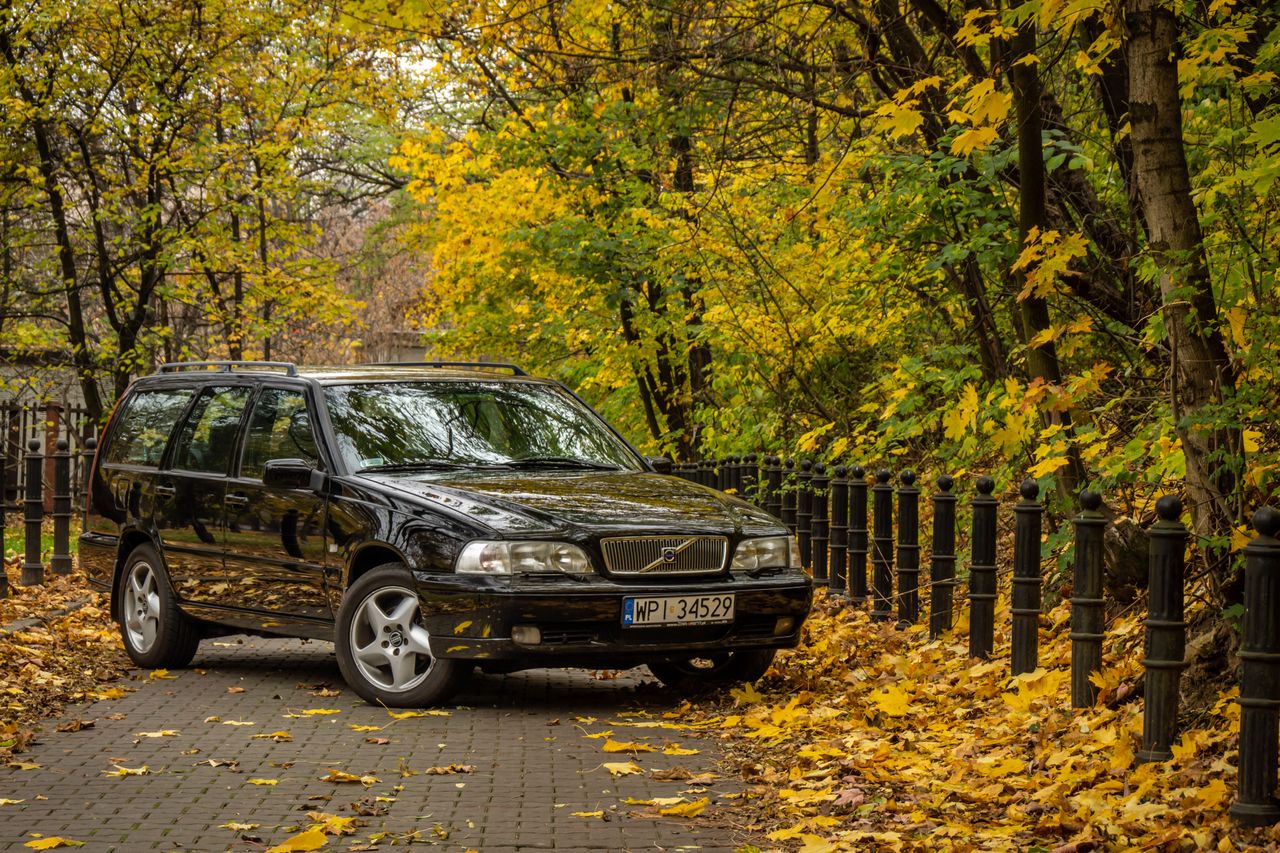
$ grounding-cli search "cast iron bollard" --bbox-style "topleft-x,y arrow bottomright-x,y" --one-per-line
743,454 -> 759,505
1232,507 -> 1280,825
731,455 -> 744,496
849,465 -> 869,602
829,465 -> 849,596
718,457 -> 730,492
765,456 -> 783,519
701,459 -> 715,488
781,459 -> 797,532
1070,490 -> 1107,707
871,469 -> 894,621
929,475 -> 957,639
969,475 -> 998,659
896,470 -> 920,626
22,439 -> 43,586
1137,494 -> 1188,762
1011,478 -> 1044,676
51,439 -> 72,575
811,463 -> 829,583
797,460 -> 814,570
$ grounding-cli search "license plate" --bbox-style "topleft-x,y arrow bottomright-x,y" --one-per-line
622,594 -> 735,627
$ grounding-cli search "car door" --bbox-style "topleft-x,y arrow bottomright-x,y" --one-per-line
153,384 -> 252,604
222,385 -> 331,621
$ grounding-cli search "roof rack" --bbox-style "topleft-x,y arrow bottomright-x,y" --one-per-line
372,361 -> 528,376
158,360 -> 299,377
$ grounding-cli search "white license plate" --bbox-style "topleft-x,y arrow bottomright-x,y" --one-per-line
622,594 -> 735,627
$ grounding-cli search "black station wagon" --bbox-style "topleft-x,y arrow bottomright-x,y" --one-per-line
81,361 -> 813,706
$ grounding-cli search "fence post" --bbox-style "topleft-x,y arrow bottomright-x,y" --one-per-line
781,459 -> 797,533
765,456 -> 783,519
1011,479 -> 1043,676
871,469 -> 894,621
22,439 -> 43,587
1137,494 -> 1188,762
1071,490 -> 1107,708
1232,507 -> 1280,825
811,463 -> 829,584
702,459 -> 715,488
849,465 -> 868,602
743,454 -> 759,505
929,475 -> 957,639
797,460 -> 814,571
969,476 -> 998,659
896,471 -> 920,626
829,465 -> 849,596
51,439 -> 72,576
717,457 -> 730,492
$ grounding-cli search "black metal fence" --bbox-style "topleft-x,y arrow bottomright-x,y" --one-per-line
2,401 -> 96,513
673,456 -> 1280,827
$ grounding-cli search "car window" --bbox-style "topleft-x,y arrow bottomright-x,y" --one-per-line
240,388 -> 320,480
103,388 -> 195,467
170,386 -> 252,475
324,381 -> 641,472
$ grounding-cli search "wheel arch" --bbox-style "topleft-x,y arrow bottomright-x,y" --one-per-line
345,543 -> 409,589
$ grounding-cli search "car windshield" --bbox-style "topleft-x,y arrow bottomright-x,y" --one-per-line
324,381 -> 643,474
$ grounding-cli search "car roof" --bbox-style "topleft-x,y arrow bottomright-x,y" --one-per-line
137,361 -> 543,387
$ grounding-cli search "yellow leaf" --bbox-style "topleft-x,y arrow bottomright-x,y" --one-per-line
1225,305 -> 1247,348
601,739 -> 655,754
943,383 -> 979,441
222,720 -> 255,727
266,827 -> 328,852
8,762 -> 41,770
387,709 -> 450,719
951,126 -> 999,156
103,765 -> 149,777
306,812 -> 357,835
248,778 -> 279,786
348,724 -> 382,732
659,796 -> 709,817
220,822 -> 260,831
319,769 -> 379,785
602,761 -> 643,777
301,709 -> 341,716
93,688 -> 127,700
974,756 -> 1025,777
252,731 -> 293,742
1,799 -> 26,805
870,685 -> 911,717
1244,429 -> 1262,453
148,669 -> 176,680
662,746 -> 699,756
571,811 -> 603,818
1026,455 -> 1070,478
24,839 -> 85,850
453,620 -> 473,634
134,730 -> 179,738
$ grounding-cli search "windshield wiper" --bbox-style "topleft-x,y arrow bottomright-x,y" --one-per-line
359,461 -> 466,473
504,456 -> 622,470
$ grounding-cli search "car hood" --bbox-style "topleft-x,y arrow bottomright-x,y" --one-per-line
363,470 -> 783,537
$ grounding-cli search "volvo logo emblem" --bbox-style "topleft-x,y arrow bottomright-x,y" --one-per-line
388,630 -> 404,647
661,547 -> 678,563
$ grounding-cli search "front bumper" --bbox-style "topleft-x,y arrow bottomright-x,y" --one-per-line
411,570 -> 813,664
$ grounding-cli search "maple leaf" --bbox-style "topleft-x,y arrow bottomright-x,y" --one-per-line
348,724 -> 382,732
248,778 -> 279,786
870,685 -> 911,716
266,827 -> 328,852
103,765 -> 149,777
602,761 -> 643,777
662,745 -> 699,756
24,839 -> 85,850
220,822 -> 259,831
659,796 -> 709,817
305,811 -> 357,835
601,739 -> 654,753
320,769 -> 379,786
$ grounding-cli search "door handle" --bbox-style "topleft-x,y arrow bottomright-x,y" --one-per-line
225,493 -> 249,506
155,483 -> 176,499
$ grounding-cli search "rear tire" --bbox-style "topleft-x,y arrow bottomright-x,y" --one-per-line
648,648 -> 776,693
116,543 -> 200,669
335,564 -> 469,707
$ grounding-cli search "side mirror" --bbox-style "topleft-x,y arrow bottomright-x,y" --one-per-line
263,458 -> 326,492
644,455 -> 674,474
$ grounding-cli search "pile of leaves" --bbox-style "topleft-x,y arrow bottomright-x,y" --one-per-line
680,589 -> 1272,852
1,557 -> 127,762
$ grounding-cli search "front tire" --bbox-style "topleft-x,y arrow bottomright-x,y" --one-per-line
116,543 -> 199,669
648,648 -> 777,693
335,564 -> 468,707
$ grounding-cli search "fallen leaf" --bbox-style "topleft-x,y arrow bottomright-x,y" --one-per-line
301,709 -> 341,716
365,737 -> 390,745
220,822 -> 260,831
423,764 -> 474,775
266,826 -> 328,852
602,761 -> 643,777
571,811 -> 603,818
386,709 -> 450,719
135,730 -> 179,738
305,811 -> 357,835
248,778 -> 279,786
7,762 -> 41,771
148,669 -> 176,680
662,745 -> 700,756
348,724 -> 382,732
103,765 -> 149,777
251,731 -> 294,742
222,720 -> 255,727
1,798 -> 26,805
227,686 -> 245,694
55,720 -> 94,733
601,739 -> 655,753
320,769 -> 379,786
24,839 -> 85,849
660,796 -> 709,817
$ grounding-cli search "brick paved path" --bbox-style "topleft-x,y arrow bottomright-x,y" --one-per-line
1,638 -> 750,852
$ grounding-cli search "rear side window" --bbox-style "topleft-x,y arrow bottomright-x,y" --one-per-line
171,386 -> 252,474
240,388 -> 320,480
103,389 -> 195,467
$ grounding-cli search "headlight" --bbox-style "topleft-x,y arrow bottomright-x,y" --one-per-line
456,540 -> 593,575
730,536 -> 797,571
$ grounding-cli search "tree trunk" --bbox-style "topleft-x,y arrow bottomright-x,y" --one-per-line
1126,0 -> 1241,586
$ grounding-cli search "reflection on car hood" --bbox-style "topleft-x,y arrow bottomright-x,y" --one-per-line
364,470 -> 781,536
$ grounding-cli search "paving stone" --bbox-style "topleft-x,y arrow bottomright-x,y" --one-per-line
0,637 -> 751,852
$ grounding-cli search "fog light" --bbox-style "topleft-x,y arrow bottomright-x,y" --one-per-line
512,625 -> 542,645
773,616 -> 795,636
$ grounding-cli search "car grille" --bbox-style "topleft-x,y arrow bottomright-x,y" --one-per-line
600,536 -> 728,576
